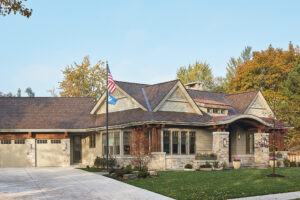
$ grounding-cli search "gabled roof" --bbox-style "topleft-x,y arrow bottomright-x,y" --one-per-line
187,90 -> 230,106
0,97 -> 94,129
225,90 -> 259,114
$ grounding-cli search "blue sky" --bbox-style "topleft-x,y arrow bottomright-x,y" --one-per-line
1,0 -> 300,96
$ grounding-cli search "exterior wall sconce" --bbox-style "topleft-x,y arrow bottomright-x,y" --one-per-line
238,133 -> 241,140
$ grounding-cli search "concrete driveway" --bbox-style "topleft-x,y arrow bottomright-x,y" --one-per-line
0,167 -> 173,200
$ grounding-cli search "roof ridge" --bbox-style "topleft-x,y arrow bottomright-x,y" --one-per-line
145,79 -> 179,88
225,90 -> 259,96
186,89 -> 225,94
115,80 -> 149,86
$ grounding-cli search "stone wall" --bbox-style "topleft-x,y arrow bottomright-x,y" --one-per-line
254,132 -> 269,167
213,132 -> 229,164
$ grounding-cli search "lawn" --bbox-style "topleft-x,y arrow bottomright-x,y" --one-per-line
124,168 -> 300,200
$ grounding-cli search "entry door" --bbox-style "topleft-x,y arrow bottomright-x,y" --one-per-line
73,136 -> 82,163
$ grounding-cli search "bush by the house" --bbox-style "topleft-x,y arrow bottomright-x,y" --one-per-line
290,161 -> 297,167
283,158 -> 290,167
277,161 -> 282,167
138,171 -> 150,178
213,161 -> 219,168
200,162 -> 212,168
124,165 -> 133,174
185,164 -> 193,169
221,162 -> 227,169
269,152 -> 283,158
94,156 -> 106,168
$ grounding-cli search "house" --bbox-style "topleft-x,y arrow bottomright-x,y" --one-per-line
0,80 -> 289,169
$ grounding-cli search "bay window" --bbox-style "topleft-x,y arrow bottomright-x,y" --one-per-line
102,131 -> 120,155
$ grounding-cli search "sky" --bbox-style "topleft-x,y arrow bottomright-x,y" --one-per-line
1,0 -> 300,96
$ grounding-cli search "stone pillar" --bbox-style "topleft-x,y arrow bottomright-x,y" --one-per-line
26,139 -> 36,167
254,132 -> 269,167
213,132 -> 229,164
62,138 -> 71,166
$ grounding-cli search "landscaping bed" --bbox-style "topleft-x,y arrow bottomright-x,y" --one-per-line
124,168 -> 300,200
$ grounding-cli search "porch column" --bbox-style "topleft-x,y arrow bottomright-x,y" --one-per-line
213,132 -> 229,164
254,132 -> 269,167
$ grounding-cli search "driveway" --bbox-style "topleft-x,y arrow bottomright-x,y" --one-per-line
0,168 -> 173,200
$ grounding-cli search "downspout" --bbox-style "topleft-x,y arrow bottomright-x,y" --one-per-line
35,138 -> 37,167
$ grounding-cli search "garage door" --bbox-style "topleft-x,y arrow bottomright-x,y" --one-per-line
0,139 -> 34,167
36,139 -> 69,167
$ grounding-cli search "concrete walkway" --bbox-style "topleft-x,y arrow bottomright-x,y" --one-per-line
231,191 -> 300,200
0,167 -> 173,200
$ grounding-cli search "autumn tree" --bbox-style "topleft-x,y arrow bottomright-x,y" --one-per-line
59,56 -> 106,102
0,0 -> 32,18
228,42 -> 300,148
17,88 -> 21,97
130,128 -> 151,171
177,61 -> 214,90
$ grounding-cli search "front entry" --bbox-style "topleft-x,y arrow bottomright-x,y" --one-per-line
73,136 -> 82,163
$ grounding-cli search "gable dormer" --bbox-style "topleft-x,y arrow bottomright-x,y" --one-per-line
245,91 -> 274,118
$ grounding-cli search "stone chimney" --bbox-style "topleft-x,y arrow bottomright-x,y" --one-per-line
185,82 -> 203,90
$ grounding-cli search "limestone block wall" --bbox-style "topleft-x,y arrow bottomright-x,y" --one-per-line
254,132 -> 269,167
81,134 -> 101,166
213,132 -> 229,164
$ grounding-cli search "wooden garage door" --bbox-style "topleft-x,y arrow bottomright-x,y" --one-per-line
36,139 -> 67,167
0,139 -> 33,167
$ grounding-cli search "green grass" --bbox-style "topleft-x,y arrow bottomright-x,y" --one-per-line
78,168 -> 107,172
124,168 -> 300,200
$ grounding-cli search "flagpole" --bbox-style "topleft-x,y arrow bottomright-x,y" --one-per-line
106,61 -> 109,171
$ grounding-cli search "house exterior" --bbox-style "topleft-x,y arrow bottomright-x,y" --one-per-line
0,80 -> 289,169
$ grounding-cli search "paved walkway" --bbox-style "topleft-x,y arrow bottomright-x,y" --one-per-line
231,191 -> 300,200
0,167 -> 173,200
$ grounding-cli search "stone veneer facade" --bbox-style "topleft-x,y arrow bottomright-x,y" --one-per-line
254,132 -> 269,167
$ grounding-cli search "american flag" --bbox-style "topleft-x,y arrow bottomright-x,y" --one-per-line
107,67 -> 116,93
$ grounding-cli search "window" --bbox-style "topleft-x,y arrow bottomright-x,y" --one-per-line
37,139 -> 47,144
207,108 -> 212,113
213,108 -> 219,113
181,131 -> 187,154
89,134 -> 96,148
102,133 -> 107,155
163,130 -> 170,154
51,139 -> 61,144
189,131 -> 196,154
15,139 -> 25,144
123,131 -> 131,155
221,109 -> 226,114
146,129 -> 152,151
1,139 -> 11,144
114,132 -> 120,155
172,131 -> 179,154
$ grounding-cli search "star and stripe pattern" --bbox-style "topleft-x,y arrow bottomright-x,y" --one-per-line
107,67 -> 116,94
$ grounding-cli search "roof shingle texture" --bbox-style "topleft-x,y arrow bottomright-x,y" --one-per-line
0,97 -> 94,129
225,91 -> 259,114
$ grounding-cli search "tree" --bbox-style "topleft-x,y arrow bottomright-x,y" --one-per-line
17,88 -> 21,97
176,61 -> 214,90
130,128 -> 151,171
228,43 -> 300,149
282,63 -> 300,148
47,87 -> 58,97
211,76 -> 227,93
0,0 -> 32,18
225,46 -> 252,89
25,87 -> 35,97
59,56 -> 106,102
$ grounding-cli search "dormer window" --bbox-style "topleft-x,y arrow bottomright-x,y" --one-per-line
213,108 -> 218,114
207,108 -> 212,113
221,109 -> 225,114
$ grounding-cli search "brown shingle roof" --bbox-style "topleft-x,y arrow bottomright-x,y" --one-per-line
115,80 -> 179,111
93,108 -> 212,127
0,97 -> 94,129
225,91 -> 259,114
187,90 -> 230,106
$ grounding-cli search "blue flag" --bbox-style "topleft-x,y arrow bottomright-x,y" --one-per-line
108,93 -> 118,105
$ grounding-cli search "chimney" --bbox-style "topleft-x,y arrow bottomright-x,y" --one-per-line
185,82 -> 203,90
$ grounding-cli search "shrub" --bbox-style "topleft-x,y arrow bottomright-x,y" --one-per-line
290,161 -> 297,167
213,161 -> 219,168
297,162 -> 300,167
138,171 -> 149,178
115,169 -> 125,177
141,166 -> 148,172
185,164 -> 193,169
277,161 -> 282,168
283,158 -> 290,167
108,156 -> 117,169
124,165 -> 133,174
133,166 -> 139,171
108,168 -> 116,174
221,162 -> 227,169
94,156 -> 106,168
200,162 -> 212,168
